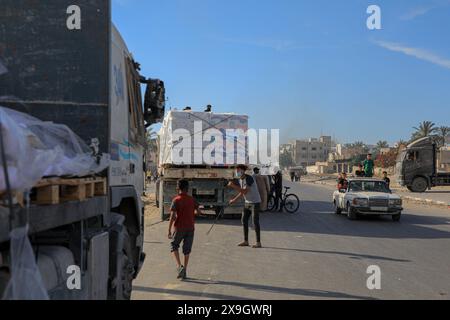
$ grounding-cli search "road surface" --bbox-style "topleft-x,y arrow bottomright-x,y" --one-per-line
132,181 -> 450,300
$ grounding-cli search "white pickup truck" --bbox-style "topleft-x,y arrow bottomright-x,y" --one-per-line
333,178 -> 403,221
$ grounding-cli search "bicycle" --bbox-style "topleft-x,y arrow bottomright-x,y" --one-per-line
267,186 -> 300,213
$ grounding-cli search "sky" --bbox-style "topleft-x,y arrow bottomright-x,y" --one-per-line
112,0 -> 450,145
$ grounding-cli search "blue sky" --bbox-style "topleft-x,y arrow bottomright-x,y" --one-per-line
112,0 -> 450,145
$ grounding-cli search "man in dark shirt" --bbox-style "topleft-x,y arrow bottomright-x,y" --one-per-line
273,170 -> 283,212
168,180 -> 201,280
383,171 -> 391,189
355,164 -> 365,177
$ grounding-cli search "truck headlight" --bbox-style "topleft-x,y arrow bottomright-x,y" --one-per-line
353,198 -> 369,207
389,199 -> 402,207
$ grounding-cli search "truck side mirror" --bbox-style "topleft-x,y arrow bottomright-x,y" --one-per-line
142,78 -> 165,127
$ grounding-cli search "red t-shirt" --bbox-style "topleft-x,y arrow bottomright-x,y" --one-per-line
170,193 -> 199,231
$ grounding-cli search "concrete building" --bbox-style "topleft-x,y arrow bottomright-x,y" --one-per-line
291,136 -> 333,167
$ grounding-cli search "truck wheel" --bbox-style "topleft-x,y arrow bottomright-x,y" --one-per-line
347,204 -> 358,220
334,201 -> 342,215
120,230 -> 134,300
411,177 -> 428,193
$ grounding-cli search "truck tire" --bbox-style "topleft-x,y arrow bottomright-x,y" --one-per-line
120,229 -> 134,300
411,177 -> 428,193
392,213 -> 402,222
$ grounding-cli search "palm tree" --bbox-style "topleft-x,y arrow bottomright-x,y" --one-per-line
396,139 -> 408,150
436,126 -> 450,147
376,140 -> 389,149
411,121 -> 437,141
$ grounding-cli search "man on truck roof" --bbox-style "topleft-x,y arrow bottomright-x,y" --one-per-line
363,153 -> 375,178
228,164 -> 263,248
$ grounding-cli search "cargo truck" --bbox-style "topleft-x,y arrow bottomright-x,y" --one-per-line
156,110 -> 247,220
396,137 -> 450,192
0,0 -> 165,299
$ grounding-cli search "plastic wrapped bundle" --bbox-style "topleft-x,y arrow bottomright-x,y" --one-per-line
2,225 -> 49,300
158,110 -> 248,166
0,106 -> 110,193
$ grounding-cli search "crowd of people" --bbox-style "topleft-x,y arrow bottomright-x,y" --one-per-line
337,153 -> 391,190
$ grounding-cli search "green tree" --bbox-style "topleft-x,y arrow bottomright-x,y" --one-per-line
376,140 -> 389,149
146,128 -> 158,153
280,152 -> 294,169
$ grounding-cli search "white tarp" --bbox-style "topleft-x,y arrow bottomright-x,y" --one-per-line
0,106 -> 110,193
158,110 -> 248,166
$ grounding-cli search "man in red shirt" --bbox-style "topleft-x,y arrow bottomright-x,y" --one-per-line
168,180 -> 201,280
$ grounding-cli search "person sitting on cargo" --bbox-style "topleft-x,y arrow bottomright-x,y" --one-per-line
168,180 -> 202,280
228,165 -> 263,248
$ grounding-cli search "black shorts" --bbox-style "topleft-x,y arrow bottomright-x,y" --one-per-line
170,230 -> 195,255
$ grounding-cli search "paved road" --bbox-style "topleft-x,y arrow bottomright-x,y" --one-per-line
132,181 -> 450,300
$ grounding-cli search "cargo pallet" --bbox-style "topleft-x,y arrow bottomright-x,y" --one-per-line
1,177 -> 107,206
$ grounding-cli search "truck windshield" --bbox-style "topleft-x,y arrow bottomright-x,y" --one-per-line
349,181 -> 390,193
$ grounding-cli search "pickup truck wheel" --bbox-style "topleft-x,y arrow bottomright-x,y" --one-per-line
347,204 -> 358,220
392,213 -> 402,222
334,201 -> 342,215
410,177 -> 428,193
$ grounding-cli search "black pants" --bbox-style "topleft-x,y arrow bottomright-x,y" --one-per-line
274,190 -> 282,211
242,203 -> 261,243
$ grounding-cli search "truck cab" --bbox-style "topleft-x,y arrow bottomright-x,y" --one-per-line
396,137 -> 450,192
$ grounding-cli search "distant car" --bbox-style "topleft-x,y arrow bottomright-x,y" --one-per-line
332,178 -> 403,221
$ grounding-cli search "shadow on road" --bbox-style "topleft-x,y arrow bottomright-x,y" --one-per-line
260,200 -> 450,240
261,247 -> 410,262
133,280 -> 376,300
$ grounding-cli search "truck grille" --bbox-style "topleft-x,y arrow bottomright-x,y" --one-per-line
369,199 -> 388,207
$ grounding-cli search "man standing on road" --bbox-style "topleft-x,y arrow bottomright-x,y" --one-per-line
253,167 -> 270,211
168,180 -> 201,280
274,170 -> 283,212
228,164 -> 262,248
363,153 -> 375,178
